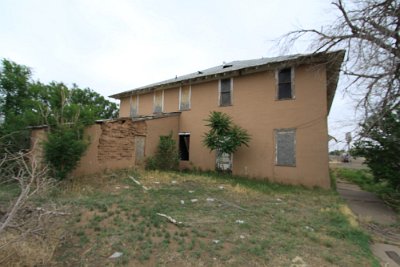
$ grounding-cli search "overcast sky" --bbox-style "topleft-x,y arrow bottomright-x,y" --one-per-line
0,0 -> 357,150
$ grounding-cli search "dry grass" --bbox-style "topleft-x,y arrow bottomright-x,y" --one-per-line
0,205 -> 67,266
1,169 -> 380,266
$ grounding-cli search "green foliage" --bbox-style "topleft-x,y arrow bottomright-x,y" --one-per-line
334,167 -> 400,210
145,132 -> 179,171
353,107 -> 400,189
0,58 -> 119,179
44,127 -> 88,180
203,111 -> 251,154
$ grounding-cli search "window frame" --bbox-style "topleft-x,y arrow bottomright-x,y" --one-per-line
218,78 -> 233,106
275,128 -> 296,167
179,85 -> 191,111
179,132 -> 190,161
153,89 -> 164,113
129,94 -> 139,117
276,67 -> 295,100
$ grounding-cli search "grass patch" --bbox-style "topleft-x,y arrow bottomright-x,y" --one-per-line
333,168 -> 400,211
38,169 -> 380,266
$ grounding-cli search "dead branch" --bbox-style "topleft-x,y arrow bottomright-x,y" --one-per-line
214,198 -> 252,212
128,175 -> 149,191
156,213 -> 182,225
0,149 -> 52,234
278,0 -> 400,126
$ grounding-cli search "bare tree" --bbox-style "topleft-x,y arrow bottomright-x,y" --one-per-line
280,0 -> 400,123
0,147 -> 51,234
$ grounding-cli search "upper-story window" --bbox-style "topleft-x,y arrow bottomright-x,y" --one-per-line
153,90 -> 164,113
277,68 -> 294,100
179,86 -> 191,110
219,78 -> 232,106
130,95 -> 139,117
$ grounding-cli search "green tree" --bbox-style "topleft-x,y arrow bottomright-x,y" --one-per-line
0,59 -> 119,179
0,59 -> 34,152
353,107 -> 400,189
203,111 -> 250,171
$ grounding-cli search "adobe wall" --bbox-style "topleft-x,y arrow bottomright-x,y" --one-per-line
73,119 -> 146,176
118,64 -> 331,188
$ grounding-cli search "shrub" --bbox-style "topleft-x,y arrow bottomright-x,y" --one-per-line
44,127 -> 88,180
145,132 -> 179,171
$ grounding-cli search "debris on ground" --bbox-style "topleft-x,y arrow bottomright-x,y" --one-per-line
218,185 -> 224,190
240,235 -> 245,239
128,175 -> 141,185
180,200 -> 185,205
109,252 -> 123,259
304,226 -> 314,232
128,176 -> 150,191
190,199 -> 198,203
290,256 -> 307,267
235,220 -> 244,224
188,190 -> 194,193
213,240 -> 220,244
171,180 -> 177,184
206,198 -> 215,202
156,213 -> 182,225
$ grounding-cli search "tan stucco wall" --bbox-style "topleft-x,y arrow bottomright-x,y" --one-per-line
145,115 -> 180,157
119,64 -> 331,188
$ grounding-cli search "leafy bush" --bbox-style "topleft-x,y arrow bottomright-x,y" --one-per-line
203,111 -> 250,154
353,107 -> 400,189
202,111 -> 250,171
145,132 -> 179,171
44,127 -> 88,180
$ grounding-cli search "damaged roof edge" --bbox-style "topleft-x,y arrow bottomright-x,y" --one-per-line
109,50 -> 345,113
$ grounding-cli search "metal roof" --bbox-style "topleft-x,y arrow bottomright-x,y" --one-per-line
109,50 -> 345,113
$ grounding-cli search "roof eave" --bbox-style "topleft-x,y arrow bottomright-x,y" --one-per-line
109,50 -> 346,101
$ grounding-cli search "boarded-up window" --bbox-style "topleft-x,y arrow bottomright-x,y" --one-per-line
219,78 -> 232,106
153,90 -> 163,113
179,133 -> 190,161
179,86 -> 191,110
277,68 -> 293,100
275,129 -> 296,166
130,95 -> 138,117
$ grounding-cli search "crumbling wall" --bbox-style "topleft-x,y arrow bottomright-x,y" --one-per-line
97,120 -> 146,163
72,119 -> 147,176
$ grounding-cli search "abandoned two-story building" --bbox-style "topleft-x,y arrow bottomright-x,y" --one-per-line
30,50 -> 343,188
105,50 -> 344,188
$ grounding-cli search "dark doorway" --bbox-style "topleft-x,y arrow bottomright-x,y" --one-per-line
179,134 -> 190,161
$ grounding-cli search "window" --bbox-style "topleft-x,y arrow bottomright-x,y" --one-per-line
277,68 -> 294,100
275,129 -> 296,166
130,95 -> 139,117
153,90 -> 163,113
179,86 -> 191,110
179,133 -> 190,161
219,78 -> 232,106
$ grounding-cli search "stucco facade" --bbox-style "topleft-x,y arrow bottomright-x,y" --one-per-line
112,51 -> 344,188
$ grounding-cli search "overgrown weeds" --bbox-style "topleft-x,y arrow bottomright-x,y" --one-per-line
48,169 -> 378,266
333,168 -> 400,211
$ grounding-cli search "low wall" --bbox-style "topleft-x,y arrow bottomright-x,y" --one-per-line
73,119 -> 146,176
30,114 -> 180,177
